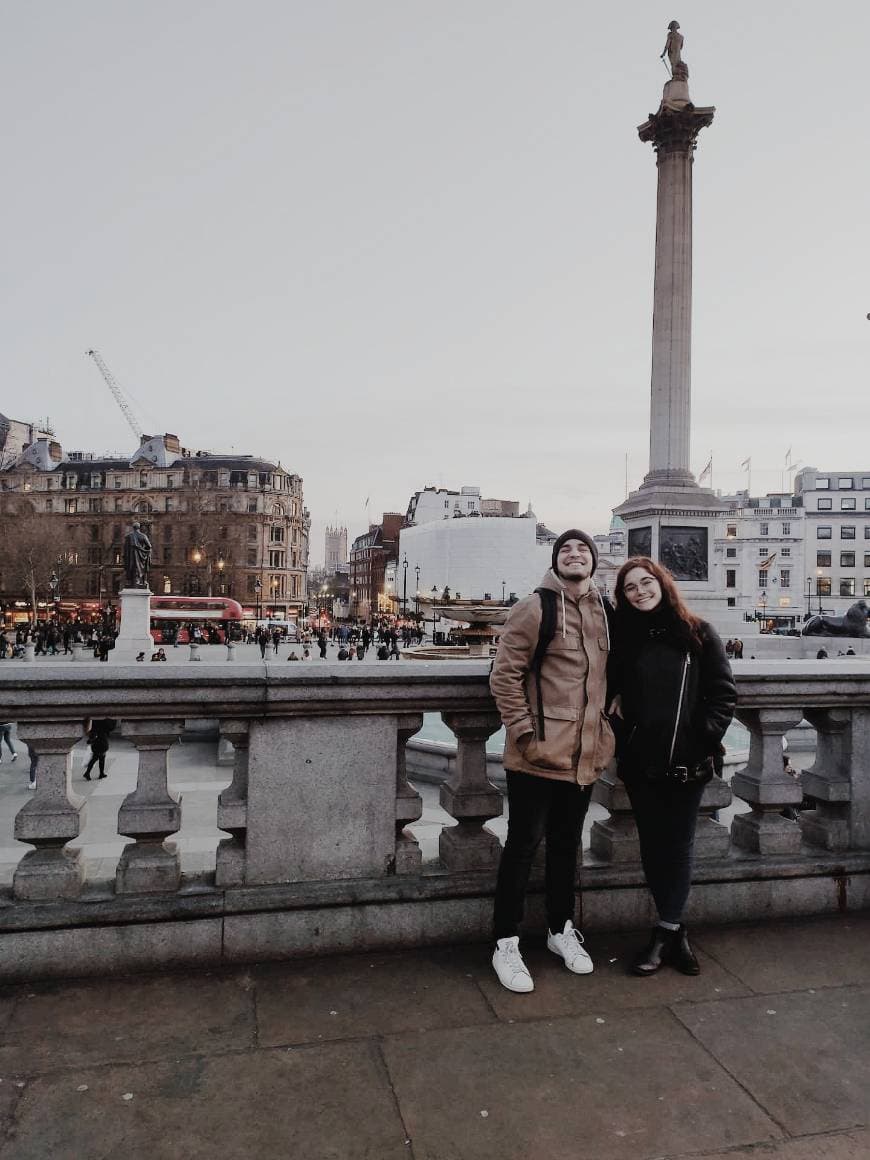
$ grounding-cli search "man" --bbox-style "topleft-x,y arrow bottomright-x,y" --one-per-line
488,530 -> 615,993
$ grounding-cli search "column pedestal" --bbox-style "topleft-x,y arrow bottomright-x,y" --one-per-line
113,588 -> 153,663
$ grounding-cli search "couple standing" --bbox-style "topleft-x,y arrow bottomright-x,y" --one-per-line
489,530 -> 736,992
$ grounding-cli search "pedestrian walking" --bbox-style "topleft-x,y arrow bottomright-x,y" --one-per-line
83,719 -> 117,781
488,530 -> 615,993
609,557 -> 736,978
0,722 -> 19,764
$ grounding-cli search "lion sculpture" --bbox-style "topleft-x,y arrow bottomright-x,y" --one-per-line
803,599 -> 870,638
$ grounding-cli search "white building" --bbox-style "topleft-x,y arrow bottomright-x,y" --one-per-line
405,485 -> 521,527
398,514 -> 553,607
795,467 -> 870,616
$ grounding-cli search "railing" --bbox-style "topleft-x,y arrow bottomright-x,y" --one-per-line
0,661 -> 868,979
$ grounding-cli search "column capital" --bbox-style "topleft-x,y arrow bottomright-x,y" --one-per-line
638,104 -> 715,154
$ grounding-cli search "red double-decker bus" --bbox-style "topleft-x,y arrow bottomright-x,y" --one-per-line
149,596 -> 244,644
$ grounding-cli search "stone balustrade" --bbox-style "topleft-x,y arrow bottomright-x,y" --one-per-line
0,660 -> 868,980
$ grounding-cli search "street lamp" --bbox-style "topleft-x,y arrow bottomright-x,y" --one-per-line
254,577 -> 262,621
501,579 -> 506,603
431,585 -> 438,642
759,590 -> 768,630
805,577 -> 813,619
402,553 -> 408,617
816,568 -> 824,614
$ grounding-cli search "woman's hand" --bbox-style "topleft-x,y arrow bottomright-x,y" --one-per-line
607,696 -> 623,719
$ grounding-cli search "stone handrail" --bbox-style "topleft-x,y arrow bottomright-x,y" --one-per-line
0,660 -> 868,979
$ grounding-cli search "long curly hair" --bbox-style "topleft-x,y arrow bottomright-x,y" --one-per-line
613,556 -> 704,651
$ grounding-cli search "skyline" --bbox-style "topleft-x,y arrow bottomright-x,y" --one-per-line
3,3 -> 868,561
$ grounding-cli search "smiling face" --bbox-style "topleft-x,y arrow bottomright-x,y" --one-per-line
556,538 -> 594,583
621,566 -> 663,613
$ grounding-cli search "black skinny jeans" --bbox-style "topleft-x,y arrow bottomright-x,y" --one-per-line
622,772 -> 706,926
493,770 -> 592,940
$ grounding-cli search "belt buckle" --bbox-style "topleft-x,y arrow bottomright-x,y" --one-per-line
672,765 -> 689,783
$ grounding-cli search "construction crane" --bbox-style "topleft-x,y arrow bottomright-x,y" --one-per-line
86,349 -> 144,441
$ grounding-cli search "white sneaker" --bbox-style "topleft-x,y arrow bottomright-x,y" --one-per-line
27,780 -> 36,791
547,920 -> 594,974
492,936 -> 534,993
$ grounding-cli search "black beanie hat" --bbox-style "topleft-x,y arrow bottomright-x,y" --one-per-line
551,529 -> 598,577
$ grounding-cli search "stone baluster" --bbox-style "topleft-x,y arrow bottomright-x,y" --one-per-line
13,723 -> 88,900
848,708 -> 870,850
439,712 -> 503,872
394,713 -> 424,874
215,720 -> 249,886
189,642 -> 201,662
590,767 -> 639,863
797,709 -> 851,850
694,765 -> 733,858
730,707 -> 805,854
116,720 -> 183,893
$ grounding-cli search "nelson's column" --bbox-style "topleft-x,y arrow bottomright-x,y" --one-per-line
614,21 -> 728,620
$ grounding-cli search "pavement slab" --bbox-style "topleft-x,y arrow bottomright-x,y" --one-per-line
693,1128 -> 870,1159
255,948 -> 495,1046
0,971 -> 256,1073
450,931 -> 751,1023
673,985 -> 870,1136
381,1007 -> 782,1160
689,914 -> 870,993
0,1043 -> 409,1160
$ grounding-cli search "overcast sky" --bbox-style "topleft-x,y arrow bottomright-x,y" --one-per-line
3,2 -> 868,563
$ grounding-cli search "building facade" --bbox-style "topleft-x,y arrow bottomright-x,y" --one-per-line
0,429 -> 310,625
795,467 -> 870,616
324,525 -> 348,571
349,513 -> 403,619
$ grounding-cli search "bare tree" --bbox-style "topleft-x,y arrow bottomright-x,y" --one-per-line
0,503 -> 69,624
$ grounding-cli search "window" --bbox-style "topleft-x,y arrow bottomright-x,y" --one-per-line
726,569 -> 736,589
865,498 -> 870,511
818,577 -> 832,597
780,570 -> 790,588
247,549 -> 257,567
162,525 -> 172,541
816,477 -> 830,489
246,576 -> 258,595
726,523 -> 737,538
219,526 -> 228,540
841,498 -> 857,511
247,500 -> 258,513
839,477 -> 854,489
89,498 -> 103,513
87,546 -> 101,564
781,522 -> 790,535
114,477 -> 122,489
840,578 -> 856,597
163,547 -> 173,564
115,498 -> 123,512
817,526 -> 832,539
725,547 -> 737,558
139,473 -> 148,488
757,571 -> 768,588
817,551 -> 831,567
842,526 -> 856,540
841,552 -> 856,568
269,526 -> 284,542
865,554 -> 870,569
758,547 -> 768,557
65,498 -> 78,513
165,498 -> 173,512
760,522 -> 769,536
781,547 -> 791,557
269,550 -> 285,568
865,526 -> 870,539
45,498 -> 53,512
818,497 -> 832,510
166,476 -> 174,488
865,579 -> 870,597
863,478 -> 870,489
727,597 -> 736,608
248,526 -> 258,542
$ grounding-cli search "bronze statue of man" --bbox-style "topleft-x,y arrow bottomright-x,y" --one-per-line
123,522 -> 152,589
661,20 -> 684,74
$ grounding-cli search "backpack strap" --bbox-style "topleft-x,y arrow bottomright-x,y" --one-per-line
531,588 -> 558,740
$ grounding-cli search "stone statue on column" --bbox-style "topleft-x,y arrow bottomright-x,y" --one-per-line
123,522 -> 152,589
661,20 -> 685,76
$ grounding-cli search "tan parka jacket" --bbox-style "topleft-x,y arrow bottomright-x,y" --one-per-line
489,569 -> 615,785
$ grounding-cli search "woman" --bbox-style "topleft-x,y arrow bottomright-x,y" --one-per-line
83,718 -> 117,781
611,557 -> 736,977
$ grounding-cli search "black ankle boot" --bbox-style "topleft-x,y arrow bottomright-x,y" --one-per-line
630,927 -> 675,976
672,926 -> 700,975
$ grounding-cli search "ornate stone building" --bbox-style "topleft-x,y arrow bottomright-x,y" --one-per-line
0,430 -> 310,624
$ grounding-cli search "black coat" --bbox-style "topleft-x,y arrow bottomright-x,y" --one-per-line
612,616 -> 736,777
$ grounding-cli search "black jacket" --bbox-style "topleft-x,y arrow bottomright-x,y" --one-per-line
611,616 -> 736,777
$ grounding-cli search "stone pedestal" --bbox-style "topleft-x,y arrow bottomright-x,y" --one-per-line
215,720 -> 250,887
112,587 -> 153,664
439,712 -> 503,872
116,720 -> 183,893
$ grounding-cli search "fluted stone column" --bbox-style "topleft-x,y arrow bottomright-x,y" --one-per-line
731,708 -> 805,854
394,713 -> 424,874
638,68 -> 714,490
215,720 -> 250,886
116,720 -> 183,893
439,712 -> 503,872
13,723 -> 87,900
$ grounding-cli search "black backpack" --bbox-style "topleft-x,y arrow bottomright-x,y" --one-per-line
530,588 -> 558,741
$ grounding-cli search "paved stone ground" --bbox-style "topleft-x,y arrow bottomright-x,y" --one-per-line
0,913 -> 865,1158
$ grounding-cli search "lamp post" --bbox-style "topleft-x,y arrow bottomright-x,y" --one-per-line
759,590 -> 767,631
431,585 -> 438,643
216,558 -> 225,595
254,577 -> 262,621
402,553 -> 408,617
501,579 -> 506,603
805,577 -> 813,619
816,569 -> 824,614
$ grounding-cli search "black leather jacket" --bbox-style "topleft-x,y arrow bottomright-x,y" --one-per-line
612,618 -> 736,777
